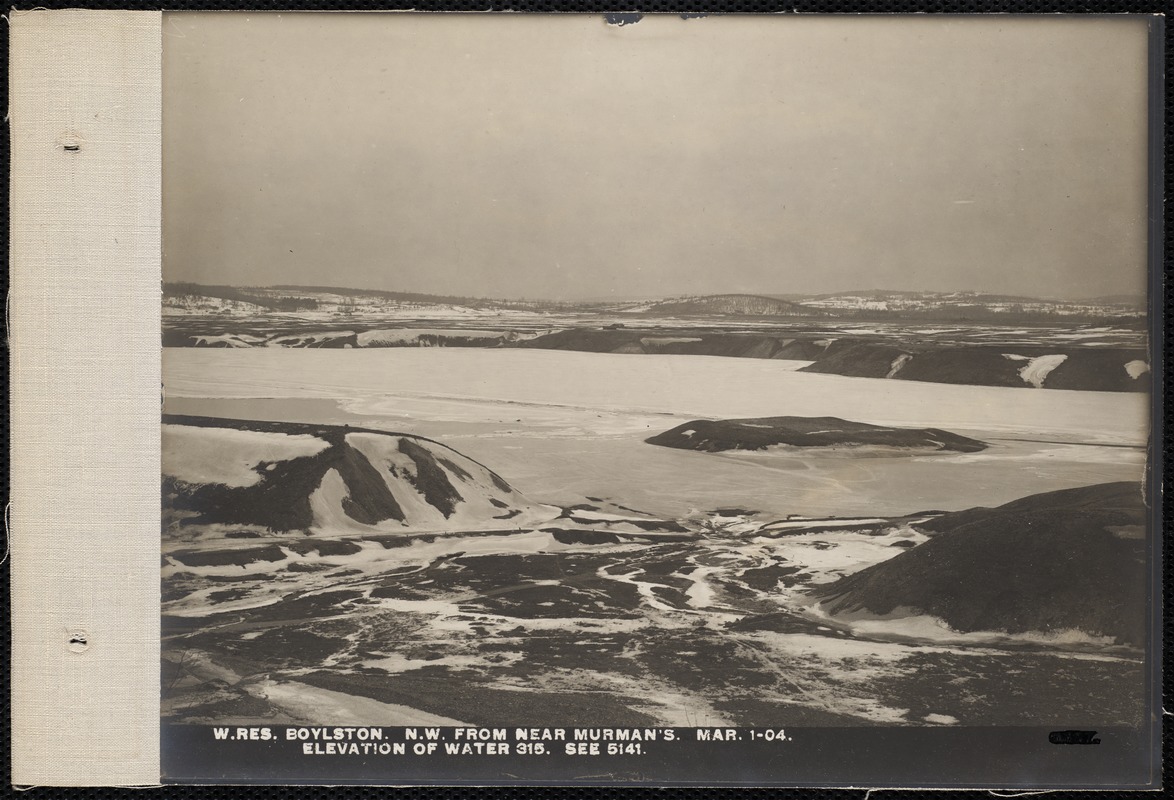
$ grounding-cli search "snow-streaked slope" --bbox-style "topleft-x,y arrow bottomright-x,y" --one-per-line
163,415 -> 558,535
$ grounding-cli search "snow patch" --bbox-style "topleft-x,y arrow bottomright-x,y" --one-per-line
267,331 -> 354,348
193,333 -> 265,348
684,565 -> 721,609
885,354 -> 913,378
249,679 -> 470,726
923,713 -> 959,725
756,525 -> 925,584
163,424 -> 331,488
807,604 -> 1127,654
761,518 -> 889,532
640,337 -> 704,346
1124,360 -> 1149,380
362,652 -> 489,674
1016,354 -> 1068,388
569,509 -> 655,523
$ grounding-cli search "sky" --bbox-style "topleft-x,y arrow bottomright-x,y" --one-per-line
163,13 -> 1153,301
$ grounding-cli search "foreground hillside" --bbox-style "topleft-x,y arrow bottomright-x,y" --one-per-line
646,416 -> 987,453
163,486 -> 1146,728
162,415 -> 555,535
812,482 -> 1149,646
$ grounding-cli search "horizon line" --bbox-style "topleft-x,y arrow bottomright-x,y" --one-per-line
162,281 -> 1146,306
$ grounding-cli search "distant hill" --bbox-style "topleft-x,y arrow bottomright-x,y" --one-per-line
266,284 -> 564,310
795,290 -> 1144,319
163,282 -> 564,315
622,294 -> 817,317
162,415 -> 553,534
645,416 -> 987,453
163,283 -> 319,312
805,289 -> 1043,304
811,482 -> 1148,646
1080,294 -> 1147,307
163,283 -> 1145,323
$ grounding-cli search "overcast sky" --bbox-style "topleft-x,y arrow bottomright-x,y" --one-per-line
163,13 -> 1152,301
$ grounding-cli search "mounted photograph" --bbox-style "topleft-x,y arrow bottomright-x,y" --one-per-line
157,12 -> 1161,787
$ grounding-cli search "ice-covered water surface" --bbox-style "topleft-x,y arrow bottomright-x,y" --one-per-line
164,348 -> 1148,442
163,348 -> 1148,517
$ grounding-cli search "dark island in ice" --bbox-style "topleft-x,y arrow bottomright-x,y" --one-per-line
645,416 -> 988,454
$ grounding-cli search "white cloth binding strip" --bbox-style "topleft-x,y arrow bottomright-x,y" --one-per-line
10,9 -> 162,786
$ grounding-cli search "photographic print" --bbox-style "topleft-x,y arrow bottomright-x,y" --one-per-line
157,12 -> 1160,786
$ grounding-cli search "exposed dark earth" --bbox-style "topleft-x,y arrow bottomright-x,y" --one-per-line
646,416 -> 987,454
162,418 -> 1148,729
815,482 -> 1149,646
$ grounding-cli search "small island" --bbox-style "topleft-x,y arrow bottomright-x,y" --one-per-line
645,415 -> 987,453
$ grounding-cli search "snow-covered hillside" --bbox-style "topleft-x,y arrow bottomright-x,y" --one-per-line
162,416 -> 558,535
